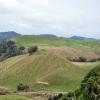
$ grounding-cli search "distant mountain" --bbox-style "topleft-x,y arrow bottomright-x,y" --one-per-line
70,36 -> 98,41
39,34 -> 57,38
0,31 -> 21,41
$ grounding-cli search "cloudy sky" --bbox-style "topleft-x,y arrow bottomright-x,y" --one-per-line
0,0 -> 100,38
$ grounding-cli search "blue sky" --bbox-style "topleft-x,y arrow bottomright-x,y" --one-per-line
0,0 -> 100,38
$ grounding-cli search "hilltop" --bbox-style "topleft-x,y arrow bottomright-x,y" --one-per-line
13,35 -> 100,48
39,34 -> 57,38
0,31 -> 21,41
70,35 -> 99,41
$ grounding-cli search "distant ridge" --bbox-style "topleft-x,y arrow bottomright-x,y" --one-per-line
0,31 -> 99,41
70,36 -> 99,41
0,31 -> 21,41
39,34 -> 57,38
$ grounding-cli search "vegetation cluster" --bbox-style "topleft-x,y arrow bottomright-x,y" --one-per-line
0,40 -> 38,61
68,56 -> 100,62
60,65 -> 100,100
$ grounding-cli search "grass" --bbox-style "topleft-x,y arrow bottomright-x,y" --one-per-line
13,35 -> 100,48
0,35 -> 100,92
0,94 -> 29,100
0,48 -> 99,92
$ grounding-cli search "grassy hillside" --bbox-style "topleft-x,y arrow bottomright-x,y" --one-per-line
41,47 -> 100,61
13,35 -> 100,61
0,94 -> 29,100
0,35 -> 99,93
0,48 -> 99,92
14,35 -> 100,48
60,64 -> 100,100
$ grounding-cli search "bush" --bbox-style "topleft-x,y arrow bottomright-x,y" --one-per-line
28,46 -> 38,55
78,57 -> 87,62
19,46 -> 25,51
17,83 -> 30,92
89,58 -> 97,62
48,93 -> 63,100
88,58 -> 100,62
68,56 -> 87,62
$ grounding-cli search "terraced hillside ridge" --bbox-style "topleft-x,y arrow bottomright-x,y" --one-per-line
0,47 -> 99,92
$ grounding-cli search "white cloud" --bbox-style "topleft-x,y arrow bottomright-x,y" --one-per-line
0,0 -> 19,7
10,20 -> 31,28
0,0 -> 100,38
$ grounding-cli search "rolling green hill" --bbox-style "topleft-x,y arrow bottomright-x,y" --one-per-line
0,35 -> 99,93
14,35 -> 100,48
0,48 -> 99,92
13,35 -> 100,61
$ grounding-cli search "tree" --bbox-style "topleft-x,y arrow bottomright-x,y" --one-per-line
7,40 -> 15,47
0,40 -> 25,61
0,41 -> 7,54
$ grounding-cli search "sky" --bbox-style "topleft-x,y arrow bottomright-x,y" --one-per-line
0,0 -> 100,39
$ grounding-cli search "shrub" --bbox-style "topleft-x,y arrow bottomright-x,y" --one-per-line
78,57 -> 87,62
89,58 -> 97,62
28,46 -> 38,55
18,46 -> 25,54
48,93 -> 63,100
19,46 -> 25,51
17,83 -> 30,92
87,58 -> 100,62
68,56 -> 87,62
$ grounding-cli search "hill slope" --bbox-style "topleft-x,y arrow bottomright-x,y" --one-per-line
60,64 -> 100,100
0,35 -> 100,92
14,35 -> 100,48
13,35 -> 100,61
0,49 -> 99,92
80,64 -> 100,100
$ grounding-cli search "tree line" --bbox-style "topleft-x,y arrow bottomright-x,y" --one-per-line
0,40 -> 38,61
